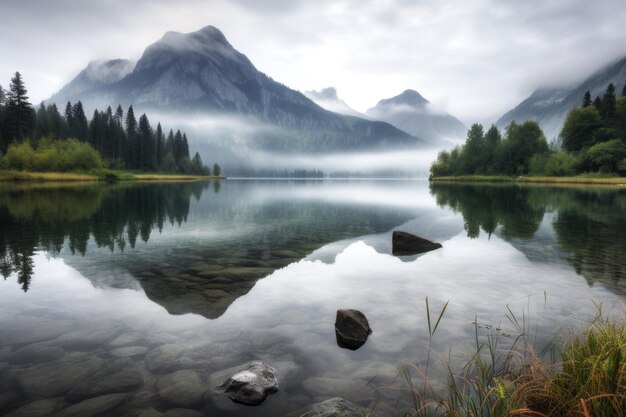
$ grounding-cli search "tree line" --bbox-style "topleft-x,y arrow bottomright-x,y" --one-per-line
431,82 -> 626,177
0,72 -> 220,175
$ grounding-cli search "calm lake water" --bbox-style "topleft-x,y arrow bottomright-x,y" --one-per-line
0,180 -> 624,416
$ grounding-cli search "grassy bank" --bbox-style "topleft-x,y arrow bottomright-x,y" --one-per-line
378,300 -> 625,417
431,175 -> 626,186
0,170 -> 224,182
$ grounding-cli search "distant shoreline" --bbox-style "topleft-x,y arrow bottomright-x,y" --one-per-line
430,175 -> 626,186
0,170 -> 225,183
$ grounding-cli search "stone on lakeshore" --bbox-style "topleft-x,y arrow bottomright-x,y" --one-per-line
216,361 -> 278,405
305,397 -> 366,417
156,370 -> 206,409
392,230 -> 442,256
335,309 -> 372,350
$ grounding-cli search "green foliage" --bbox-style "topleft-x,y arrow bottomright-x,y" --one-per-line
525,317 -> 626,417
560,106 -> 602,152
213,162 -> 221,177
430,122 -> 548,177
586,139 -> 626,173
161,152 -> 177,173
1,138 -> 103,172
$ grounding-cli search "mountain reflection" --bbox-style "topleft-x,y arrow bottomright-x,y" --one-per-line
430,183 -> 626,294
0,182 -> 212,291
0,181 -> 417,319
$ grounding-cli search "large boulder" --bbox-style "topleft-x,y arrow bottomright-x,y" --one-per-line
392,230 -> 442,256
335,309 -> 372,350
216,361 -> 278,405
305,397 -> 366,417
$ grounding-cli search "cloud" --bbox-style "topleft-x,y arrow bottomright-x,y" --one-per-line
1,0 -> 625,123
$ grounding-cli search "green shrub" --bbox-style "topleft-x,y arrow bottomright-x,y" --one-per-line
1,138 -> 103,172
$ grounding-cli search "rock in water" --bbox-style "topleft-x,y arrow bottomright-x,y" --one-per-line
216,361 -> 278,405
392,230 -> 442,256
305,397 -> 366,417
335,309 -> 372,350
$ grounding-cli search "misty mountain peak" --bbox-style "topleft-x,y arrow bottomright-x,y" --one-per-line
374,89 -> 429,110
84,59 -> 135,84
305,87 -> 339,101
136,25 -> 240,72
366,89 -> 466,143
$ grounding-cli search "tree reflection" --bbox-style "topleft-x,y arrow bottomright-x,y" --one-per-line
429,183 -> 545,239
430,183 -> 626,293
0,182 -> 211,291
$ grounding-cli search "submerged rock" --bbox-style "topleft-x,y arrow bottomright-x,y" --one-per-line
156,370 -> 206,409
391,230 -> 442,256
145,344 -> 190,373
305,397 -> 366,417
65,364 -> 145,402
3,398 -> 65,417
15,352 -> 105,398
55,393 -> 128,417
162,409 -> 205,417
6,344 -> 65,365
335,309 -> 372,350
216,361 -> 278,405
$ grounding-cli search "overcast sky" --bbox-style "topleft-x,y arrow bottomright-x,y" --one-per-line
1,0 -> 625,123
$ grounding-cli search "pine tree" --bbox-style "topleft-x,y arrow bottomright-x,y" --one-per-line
72,101 -> 89,141
582,91 -> 592,107
601,83 -> 616,121
138,113 -> 156,171
64,101 -> 74,138
47,104 -> 64,139
213,163 -> 221,177
33,103 -> 50,140
165,129 -> 174,155
593,96 -> 602,111
0,84 -> 5,150
155,123 -> 164,169
622,84 -> 626,97
173,130 -> 183,160
182,133 -> 190,159
125,106 -> 138,168
3,72 -> 35,147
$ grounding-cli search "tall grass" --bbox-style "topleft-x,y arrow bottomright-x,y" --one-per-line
374,300 -> 625,417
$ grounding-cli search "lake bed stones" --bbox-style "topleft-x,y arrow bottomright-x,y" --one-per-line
215,361 -> 278,405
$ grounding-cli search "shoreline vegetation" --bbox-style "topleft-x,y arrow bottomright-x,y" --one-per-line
381,299 -> 625,417
0,170 -> 225,182
430,175 -> 626,185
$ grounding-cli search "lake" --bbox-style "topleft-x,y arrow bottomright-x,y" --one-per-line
0,180 -> 624,416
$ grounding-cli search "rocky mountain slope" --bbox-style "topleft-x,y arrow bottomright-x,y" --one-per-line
497,56 -> 626,140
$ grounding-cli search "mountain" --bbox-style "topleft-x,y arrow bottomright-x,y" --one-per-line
304,87 -> 370,119
497,56 -> 626,140
49,26 -> 430,153
365,89 -> 467,144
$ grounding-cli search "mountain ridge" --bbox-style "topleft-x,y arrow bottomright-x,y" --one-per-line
49,25 -> 434,153
497,56 -> 626,139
